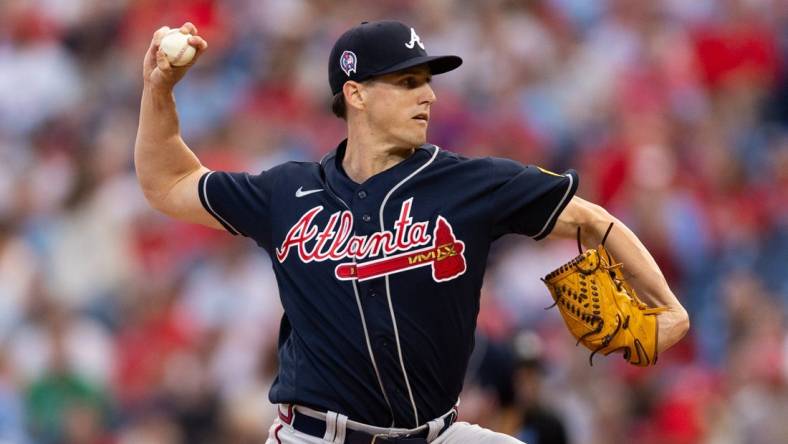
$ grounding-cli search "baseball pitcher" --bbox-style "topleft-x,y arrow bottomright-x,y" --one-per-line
135,20 -> 690,444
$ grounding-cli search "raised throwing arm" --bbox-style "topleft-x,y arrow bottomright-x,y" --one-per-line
134,22 -> 221,229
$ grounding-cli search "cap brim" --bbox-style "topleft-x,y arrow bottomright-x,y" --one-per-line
371,55 -> 463,78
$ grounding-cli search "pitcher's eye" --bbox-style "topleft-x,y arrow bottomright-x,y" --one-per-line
399,75 -> 431,88
401,77 -> 418,88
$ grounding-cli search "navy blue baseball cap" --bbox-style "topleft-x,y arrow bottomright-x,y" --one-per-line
328,20 -> 463,95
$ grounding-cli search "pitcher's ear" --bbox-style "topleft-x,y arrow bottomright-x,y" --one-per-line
344,81 -> 365,112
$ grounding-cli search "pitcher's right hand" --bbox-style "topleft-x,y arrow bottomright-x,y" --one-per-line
142,22 -> 208,92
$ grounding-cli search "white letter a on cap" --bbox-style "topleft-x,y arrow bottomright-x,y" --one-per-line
405,28 -> 425,50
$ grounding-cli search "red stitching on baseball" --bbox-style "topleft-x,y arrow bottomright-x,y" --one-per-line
174,42 -> 188,65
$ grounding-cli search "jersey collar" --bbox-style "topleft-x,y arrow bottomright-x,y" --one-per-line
321,139 -> 436,202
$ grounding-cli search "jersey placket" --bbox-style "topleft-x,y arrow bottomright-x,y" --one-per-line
348,186 -> 410,425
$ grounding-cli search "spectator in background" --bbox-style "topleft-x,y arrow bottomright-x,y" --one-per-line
459,332 -> 517,431
0,346 -> 29,444
116,409 -> 183,444
25,309 -> 111,444
0,218 -> 37,341
510,331 -> 568,444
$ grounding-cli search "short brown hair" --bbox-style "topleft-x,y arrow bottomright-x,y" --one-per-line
331,92 -> 346,120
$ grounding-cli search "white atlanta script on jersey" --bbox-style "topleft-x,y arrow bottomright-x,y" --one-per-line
276,198 -> 432,263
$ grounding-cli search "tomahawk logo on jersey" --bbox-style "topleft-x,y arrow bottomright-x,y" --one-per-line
197,140 -> 578,428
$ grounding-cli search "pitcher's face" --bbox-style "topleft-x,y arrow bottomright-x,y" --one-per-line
362,65 -> 436,148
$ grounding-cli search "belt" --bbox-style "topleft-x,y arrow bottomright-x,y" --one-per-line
280,405 -> 458,444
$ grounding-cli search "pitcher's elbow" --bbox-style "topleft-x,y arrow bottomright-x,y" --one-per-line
137,181 -> 168,213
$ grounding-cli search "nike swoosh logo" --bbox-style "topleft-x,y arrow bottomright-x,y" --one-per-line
295,187 -> 324,198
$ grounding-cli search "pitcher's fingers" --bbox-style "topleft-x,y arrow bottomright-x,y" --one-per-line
181,37 -> 208,67
155,48 -> 173,72
188,35 -> 208,52
153,26 -> 172,47
144,43 -> 158,68
180,22 -> 198,35
147,26 -> 171,55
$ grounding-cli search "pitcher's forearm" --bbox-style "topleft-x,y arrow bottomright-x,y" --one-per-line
561,199 -> 675,309
584,216 -> 689,352
134,84 -> 203,203
581,216 -> 679,310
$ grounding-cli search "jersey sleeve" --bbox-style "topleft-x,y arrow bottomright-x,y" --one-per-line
487,157 -> 579,240
198,170 -> 273,243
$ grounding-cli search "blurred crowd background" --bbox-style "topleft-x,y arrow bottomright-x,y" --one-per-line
0,0 -> 786,443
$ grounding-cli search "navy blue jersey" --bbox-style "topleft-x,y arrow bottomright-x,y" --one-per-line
198,140 -> 578,428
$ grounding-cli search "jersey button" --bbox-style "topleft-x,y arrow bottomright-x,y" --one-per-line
362,214 -> 372,223
357,190 -> 367,199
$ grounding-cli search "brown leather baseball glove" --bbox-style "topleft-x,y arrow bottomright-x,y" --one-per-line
543,224 -> 668,366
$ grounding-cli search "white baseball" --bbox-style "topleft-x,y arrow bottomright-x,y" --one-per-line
160,29 -> 196,67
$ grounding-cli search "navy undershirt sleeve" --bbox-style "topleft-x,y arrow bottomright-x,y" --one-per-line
487,157 -> 579,240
